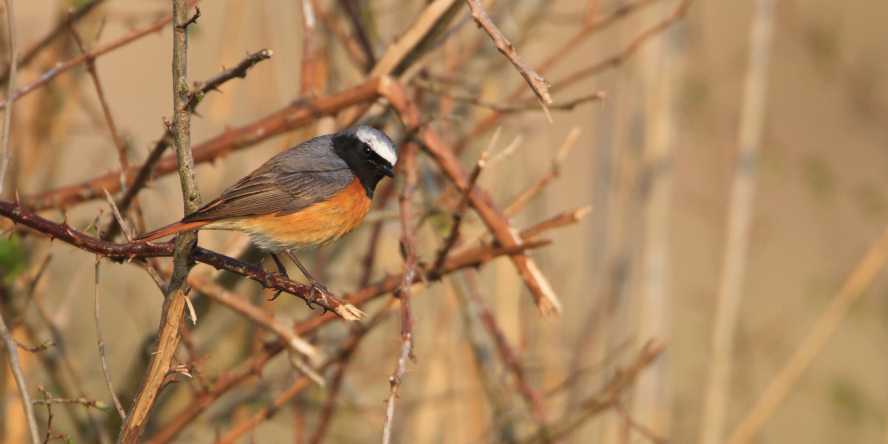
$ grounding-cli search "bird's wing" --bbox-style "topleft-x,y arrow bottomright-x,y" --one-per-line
182,138 -> 354,222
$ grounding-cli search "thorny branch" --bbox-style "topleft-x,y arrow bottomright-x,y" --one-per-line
183,48 -> 273,112
382,142 -> 420,444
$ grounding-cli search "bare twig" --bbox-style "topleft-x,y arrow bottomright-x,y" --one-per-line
0,199 -> 364,319
464,0 -> 551,104
725,222 -> 888,444
414,79 -> 605,113
24,77 -> 386,211
505,127 -> 581,216
184,48 -> 273,112
119,1 -> 202,441
177,5 -> 200,30
519,206 -> 594,240
68,20 -> 130,171
549,0 -> 692,95
310,0 -> 369,69
0,0 -> 18,197
615,403 -> 669,444
430,150 -> 487,278
0,0 -> 202,112
526,340 -> 667,444
94,246 -> 127,420
382,79 -> 562,315
382,142 -> 420,444
0,0 -> 106,87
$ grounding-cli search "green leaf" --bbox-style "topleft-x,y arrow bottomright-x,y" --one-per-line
196,92 -> 205,102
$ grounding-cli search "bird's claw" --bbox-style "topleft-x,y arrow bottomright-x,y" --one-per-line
305,283 -> 332,312
263,270 -> 289,301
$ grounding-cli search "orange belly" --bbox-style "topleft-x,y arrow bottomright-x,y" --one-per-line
207,178 -> 372,252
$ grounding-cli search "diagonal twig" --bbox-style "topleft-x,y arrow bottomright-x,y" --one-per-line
464,0 -> 551,104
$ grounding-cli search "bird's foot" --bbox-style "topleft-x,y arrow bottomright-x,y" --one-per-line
263,269 -> 290,301
306,282 -> 332,316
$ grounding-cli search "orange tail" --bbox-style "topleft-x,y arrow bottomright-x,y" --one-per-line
135,220 -> 210,242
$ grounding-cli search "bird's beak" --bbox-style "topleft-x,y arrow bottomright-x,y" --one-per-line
376,163 -> 394,178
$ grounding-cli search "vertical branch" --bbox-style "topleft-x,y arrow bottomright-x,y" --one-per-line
0,313 -> 40,444
94,251 -> 127,420
299,0 -> 316,96
118,1 -> 201,442
0,0 -> 18,197
382,142 -> 419,444
698,0 -> 775,443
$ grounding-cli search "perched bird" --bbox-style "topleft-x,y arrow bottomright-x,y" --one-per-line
135,126 -> 398,302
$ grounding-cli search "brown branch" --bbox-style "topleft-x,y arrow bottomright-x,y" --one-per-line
526,340 -> 667,444
118,0 -> 202,440
382,142 -> 420,444
414,79 -> 605,113
184,48 -> 273,113
382,79 -> 562,315
550,0 -> 692,95
143,239 -> 553,444
0,0 -> 202,113
310,0 -> 369,69
0,0 -> 17,197
0,0 -> 107,87
614,403 -> 669,444
519,205 -> 594,240
212,306 -> 392,444
464,0 -> 551,104
0,199 -> 363,319
68,20 -> 130,171
23,77 -> 386,211
464,270 -> 548,422
337,0 -> 377,70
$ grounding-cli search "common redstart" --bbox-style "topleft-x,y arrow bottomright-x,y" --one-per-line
135,126 -> 398,302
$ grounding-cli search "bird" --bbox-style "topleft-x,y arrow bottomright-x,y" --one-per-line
135,126 -> 398,305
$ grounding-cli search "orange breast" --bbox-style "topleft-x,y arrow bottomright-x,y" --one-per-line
216,177 -> 372,252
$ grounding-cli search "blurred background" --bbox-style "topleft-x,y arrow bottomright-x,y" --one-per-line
2,0 -> 888,443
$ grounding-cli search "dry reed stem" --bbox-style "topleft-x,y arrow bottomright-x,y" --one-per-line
299,0 -> 316,96
0,0 -> 201,113
0,306 -> 40,444
464,0 -> 551,104
724,221 -> 888,444
0,0 -> 17,197
0,1 -> 38,441
699,0 -> 774,442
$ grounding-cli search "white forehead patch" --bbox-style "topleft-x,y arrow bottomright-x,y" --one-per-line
354,126 -> 397,166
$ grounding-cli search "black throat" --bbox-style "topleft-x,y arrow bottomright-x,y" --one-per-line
332,133 -> 387,199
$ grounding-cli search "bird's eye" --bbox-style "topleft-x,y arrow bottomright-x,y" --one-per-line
362,144 -> 372,156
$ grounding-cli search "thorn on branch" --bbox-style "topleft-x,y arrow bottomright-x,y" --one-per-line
177,5 -> 200,30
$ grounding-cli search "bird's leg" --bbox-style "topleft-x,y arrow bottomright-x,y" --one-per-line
283,249 -> 332,310
264,253 -> 290,301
